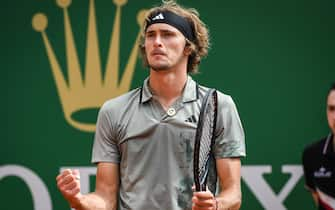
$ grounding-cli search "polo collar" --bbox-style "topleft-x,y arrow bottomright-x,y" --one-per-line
139,77 -> 152,103
140,76 -> 198,104
182,76 -> 199,103
323,133 -> 334,157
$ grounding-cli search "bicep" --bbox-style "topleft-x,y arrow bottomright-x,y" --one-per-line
95,162 -> 119,205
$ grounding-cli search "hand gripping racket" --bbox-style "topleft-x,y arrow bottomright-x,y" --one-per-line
193,88 -> 218,191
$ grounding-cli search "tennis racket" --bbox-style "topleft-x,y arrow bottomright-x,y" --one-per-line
193,88 -> 218,191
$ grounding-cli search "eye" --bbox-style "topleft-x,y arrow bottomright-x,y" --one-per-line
146,33 -> 154,38
328,105 -> 335,112
161,31 -> 176,37
145,31 -> 156,38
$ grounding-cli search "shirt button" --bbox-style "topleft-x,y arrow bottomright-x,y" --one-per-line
167,107 -> 176,116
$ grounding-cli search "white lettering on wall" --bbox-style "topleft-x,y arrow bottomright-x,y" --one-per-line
241,165 -> 303,210
0,164 -> 52,210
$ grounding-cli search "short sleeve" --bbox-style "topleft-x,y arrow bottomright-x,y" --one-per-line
213,94 -> 246,158
91,102 -> 121,164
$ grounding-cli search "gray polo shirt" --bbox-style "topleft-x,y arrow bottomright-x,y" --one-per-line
92,76 -> 245,210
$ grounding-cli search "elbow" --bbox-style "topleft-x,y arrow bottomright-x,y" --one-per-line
230,191 -> 242,210
232,197 -> 242,210
217,190 -> 242,210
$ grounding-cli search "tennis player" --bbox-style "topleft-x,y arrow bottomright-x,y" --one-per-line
56,1 -> 246,209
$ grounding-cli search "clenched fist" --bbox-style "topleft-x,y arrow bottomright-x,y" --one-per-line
56,169 -> 82,207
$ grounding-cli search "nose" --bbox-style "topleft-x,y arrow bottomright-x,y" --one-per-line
153,35 -> 163,47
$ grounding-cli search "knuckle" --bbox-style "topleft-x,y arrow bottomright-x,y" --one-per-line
59,186 -> 66,192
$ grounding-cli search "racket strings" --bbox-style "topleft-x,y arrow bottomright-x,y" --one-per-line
194,89 -> 218,191
198,97 -> 216,177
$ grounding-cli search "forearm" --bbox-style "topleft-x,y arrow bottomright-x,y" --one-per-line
71,192 -> 117,210
310,191 -> 320,207
215,158 -> 242,210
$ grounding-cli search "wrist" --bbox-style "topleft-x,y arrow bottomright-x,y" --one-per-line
69,193 -> 83,209
215,197 -> 218,210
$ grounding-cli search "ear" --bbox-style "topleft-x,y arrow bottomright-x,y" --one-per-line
184,45 -> 192,56
140,44 -> 147,56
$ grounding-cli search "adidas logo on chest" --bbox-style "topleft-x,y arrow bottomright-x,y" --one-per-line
314,167 -> 332,178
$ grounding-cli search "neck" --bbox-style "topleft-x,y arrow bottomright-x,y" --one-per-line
149,69 -> 187,109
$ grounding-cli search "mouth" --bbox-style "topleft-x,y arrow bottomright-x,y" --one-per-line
151,50 -> 166,56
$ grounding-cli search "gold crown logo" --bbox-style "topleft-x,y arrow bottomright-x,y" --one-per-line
32,0 -> 147,132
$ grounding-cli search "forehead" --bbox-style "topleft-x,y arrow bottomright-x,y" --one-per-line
146,23 -> 183,35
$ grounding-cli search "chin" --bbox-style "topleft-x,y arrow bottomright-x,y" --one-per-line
152,68 -> 170,72
149,64 -> 170,71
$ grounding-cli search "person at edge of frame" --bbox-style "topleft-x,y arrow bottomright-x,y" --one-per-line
302,82 -> 335,210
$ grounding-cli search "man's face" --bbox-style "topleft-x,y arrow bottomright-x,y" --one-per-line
327,90 -> 335,134
144,23 -> 188,71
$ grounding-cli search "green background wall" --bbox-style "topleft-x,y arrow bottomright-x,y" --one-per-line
1,0 -> 334,209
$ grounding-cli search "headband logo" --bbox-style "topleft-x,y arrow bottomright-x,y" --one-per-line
152,13 -> 164,21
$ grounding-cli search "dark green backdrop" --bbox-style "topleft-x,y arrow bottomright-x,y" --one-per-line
2,0 -> 334,209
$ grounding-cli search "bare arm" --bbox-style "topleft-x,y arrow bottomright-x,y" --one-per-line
305,187 -> 320,207
215,157 -> 242,210
310,191 -> 319,206
192,158 -> 242,210
56,162 -> 119,210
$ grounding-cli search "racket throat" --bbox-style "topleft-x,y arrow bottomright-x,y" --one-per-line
199,167 -> 209,191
